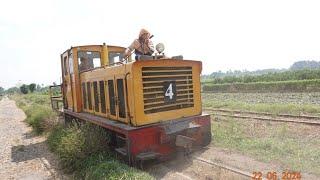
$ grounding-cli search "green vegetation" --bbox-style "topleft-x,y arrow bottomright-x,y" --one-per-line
47,124 -> 110,171
204,69 -> 320,84
290,60 -> 320,70
202,93 -> 320,115
5,87 -> 19,94
13,93 -> 153,179
205,101 -> 320,116
202,68 -> 320,93
3,83 -> 53,96
29,83 -> 36,93
13,93 -> 56,134
19,83 -> 44,94
203,79 -> 320,93
211,118 -> 320,175
0,86 -> 4,96
20,84 -> 29,94
203,61 -> 320,81
204,92 -> 320,174
48,125 -> 152,179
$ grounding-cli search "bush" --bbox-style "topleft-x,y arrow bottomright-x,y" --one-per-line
48,123 -> 110,171
47,123 -> 153,179
56,126 -> 86,170
24,105 -> 56,134
24,94 -> 50,105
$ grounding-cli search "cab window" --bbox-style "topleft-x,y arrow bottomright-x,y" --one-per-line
78,51 -> 101,72
69,54 -> 74,74
63,56 -> 68,75
108,52 -> 123,65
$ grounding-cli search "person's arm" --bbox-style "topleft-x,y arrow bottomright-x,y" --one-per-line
148,40 -> 155,54
124,40 -> 138,58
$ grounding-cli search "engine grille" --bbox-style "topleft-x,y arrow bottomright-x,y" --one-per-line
142,66 -> 194,114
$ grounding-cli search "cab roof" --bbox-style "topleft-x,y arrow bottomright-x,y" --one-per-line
62,44 -> 126,55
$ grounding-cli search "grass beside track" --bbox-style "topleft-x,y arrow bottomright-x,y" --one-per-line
204,92 -> 320,175
12,93 -> 153,179
202,93 -> 320,116
12,93 -> 56,134
211,117 -> 320,175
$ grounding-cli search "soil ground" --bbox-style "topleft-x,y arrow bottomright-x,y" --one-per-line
147,145 -> 319,180
0,97 -> 65,180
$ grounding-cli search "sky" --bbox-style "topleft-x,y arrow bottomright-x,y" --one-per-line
0,0 -> 320,89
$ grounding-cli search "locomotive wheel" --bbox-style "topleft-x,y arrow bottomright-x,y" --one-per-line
64,114 -> 73,127
202,132 -> 212,146
64,114 -> 83,127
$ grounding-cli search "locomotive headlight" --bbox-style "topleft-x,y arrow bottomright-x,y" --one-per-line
156,43 -> 165,53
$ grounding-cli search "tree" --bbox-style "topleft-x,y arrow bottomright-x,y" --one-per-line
36,84 -> 41,91
0,86 -> 4,95
29,83 -> 36,93
20,84 -> 29,94
6,87 -> 19,94
290,60 -> 320,70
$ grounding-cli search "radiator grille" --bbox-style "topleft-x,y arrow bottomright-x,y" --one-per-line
142,66 -> 194,114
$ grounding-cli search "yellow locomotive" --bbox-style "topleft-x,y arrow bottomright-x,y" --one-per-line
51,42 -> 211,164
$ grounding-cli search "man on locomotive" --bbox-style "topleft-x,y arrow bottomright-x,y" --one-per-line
79,57 -> 93,71
123,28 -> 155,60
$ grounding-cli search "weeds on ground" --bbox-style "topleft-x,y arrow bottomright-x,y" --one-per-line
47,124 -> 153,179
212,118 -> 320,175
75,153 -> 152,180
25,105 -> 56,134
47,123 -> 110,171
13,94 -> 57,134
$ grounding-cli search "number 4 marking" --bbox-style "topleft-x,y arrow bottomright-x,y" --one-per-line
165,83 -> 174,99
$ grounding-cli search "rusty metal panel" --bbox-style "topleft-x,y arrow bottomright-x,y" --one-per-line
175,135 -> 195,148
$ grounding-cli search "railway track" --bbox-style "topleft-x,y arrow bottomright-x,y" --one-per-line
194,157 -> 256,179
204,108 -> 320,126
152,156 -> 257,180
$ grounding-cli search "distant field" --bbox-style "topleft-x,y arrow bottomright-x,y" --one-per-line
202,92 -> 320,115
202,69 -> 320,93
203,69 -> 320,84
202,79 -> 320,93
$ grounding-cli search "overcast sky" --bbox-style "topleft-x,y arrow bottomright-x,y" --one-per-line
0,0 -> 320,89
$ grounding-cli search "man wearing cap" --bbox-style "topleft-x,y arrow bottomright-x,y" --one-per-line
124,28 -> 155,60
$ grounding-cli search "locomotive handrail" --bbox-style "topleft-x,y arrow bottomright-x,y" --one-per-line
49,84 -> 61,88
49,84 -> 63,111
50,95 -> 63,99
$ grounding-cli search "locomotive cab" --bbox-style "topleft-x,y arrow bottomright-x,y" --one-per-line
55,43 -> 211,164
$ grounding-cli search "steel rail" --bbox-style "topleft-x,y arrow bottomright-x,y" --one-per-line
210,112 -> 320,126
194,157 -> 265,179
204,108 -> 320,120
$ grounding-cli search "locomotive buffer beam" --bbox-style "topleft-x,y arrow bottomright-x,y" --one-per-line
175,135 -> 195,148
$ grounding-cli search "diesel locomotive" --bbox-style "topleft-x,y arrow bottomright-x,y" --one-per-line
50,43 -> 211,164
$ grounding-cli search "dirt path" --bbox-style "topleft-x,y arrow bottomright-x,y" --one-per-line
0,97 -> 64,180
148,145 -> 320,180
